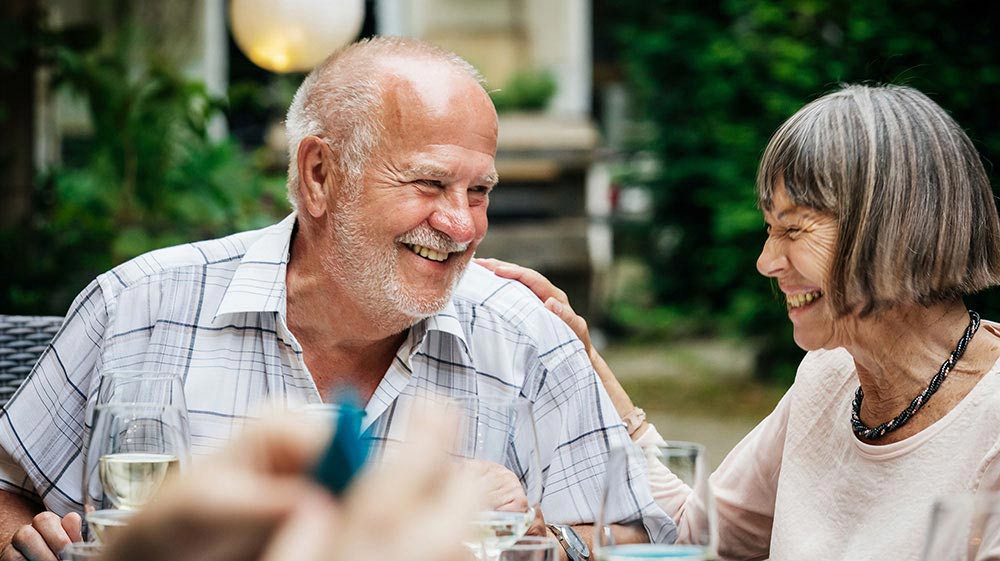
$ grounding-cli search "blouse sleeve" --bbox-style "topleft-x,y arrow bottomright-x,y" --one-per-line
634,392 -> 788,561
710,390 -> 793,561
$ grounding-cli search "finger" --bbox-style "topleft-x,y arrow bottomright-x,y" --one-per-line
61,513 -> 82,543
544,297 -> 592,350
259,496 -> 340,561
475,260 -> 568,304
29,513 -> 68,561
399,466 -> 485,561
9,525 -> 57,561
0,543 -> 29,561
524,507 -> 547,537
160,468 -> 320,526
473,257 -> 508,270
347,407 -> 459,519
223,416 -> 329,475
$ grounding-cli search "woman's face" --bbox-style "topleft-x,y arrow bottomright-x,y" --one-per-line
757,180 -> 845,351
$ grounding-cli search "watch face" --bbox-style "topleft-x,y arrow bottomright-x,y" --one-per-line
560,525 -> 589,557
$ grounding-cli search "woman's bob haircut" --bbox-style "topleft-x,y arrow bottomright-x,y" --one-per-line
757,84 -> 1000,316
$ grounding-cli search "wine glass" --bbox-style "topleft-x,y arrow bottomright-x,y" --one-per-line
499,537 -> 561,561
448,396 -> 543,561
59,541 -> 104,560
82,403 -> 191,542
95,371 -> 188,410
595,441 -> 716,560
922,492 -> 1000,561
88,371 -> 190,446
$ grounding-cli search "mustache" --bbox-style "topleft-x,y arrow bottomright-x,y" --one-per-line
396,225 -> 469,253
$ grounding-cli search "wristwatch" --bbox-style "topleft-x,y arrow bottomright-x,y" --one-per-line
547,523 -> 591,561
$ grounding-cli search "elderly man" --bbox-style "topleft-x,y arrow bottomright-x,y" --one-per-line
0,37 -> 672,560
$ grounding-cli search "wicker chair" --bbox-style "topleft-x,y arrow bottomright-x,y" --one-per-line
0,315 -> 63,407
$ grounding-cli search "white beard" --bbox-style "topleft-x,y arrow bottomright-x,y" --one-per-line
320,198 -> 468,334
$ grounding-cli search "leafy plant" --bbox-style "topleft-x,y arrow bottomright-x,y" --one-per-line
491,68 -> 557,112
1,16 -> 288,314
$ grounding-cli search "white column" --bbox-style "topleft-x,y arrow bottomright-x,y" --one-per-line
376,0 -> 409,36
527,0 -> 591,117
202,0 -> 228,139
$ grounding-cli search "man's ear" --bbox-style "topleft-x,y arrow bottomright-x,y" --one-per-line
296,136 -> 337,218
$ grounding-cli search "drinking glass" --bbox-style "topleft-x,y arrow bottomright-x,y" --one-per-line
82,403 -> 191,542
499,537 -> 561,561
595,441 -> 716,561
90,371 -> 190,437
921,492 -> 1000,561
59,542 -> 104,560
95,371 -> 187,409
448,396 -> 543,561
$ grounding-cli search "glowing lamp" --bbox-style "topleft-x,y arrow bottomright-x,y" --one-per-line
229,0 -> 365,73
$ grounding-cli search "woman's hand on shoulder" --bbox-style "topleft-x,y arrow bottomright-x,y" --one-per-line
475,258 -> 594,356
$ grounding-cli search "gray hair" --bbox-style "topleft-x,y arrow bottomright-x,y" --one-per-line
284,36 -> 487,208
757,84 -> 1000,316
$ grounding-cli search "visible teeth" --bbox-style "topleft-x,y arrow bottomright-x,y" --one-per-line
406,243 -> 448,262
786,290 -> 823,309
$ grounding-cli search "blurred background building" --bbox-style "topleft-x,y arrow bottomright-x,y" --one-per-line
12,0 -> 615,320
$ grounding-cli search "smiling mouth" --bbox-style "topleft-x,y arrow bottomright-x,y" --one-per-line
786,290 -> 823,309
404,243 -> 454,262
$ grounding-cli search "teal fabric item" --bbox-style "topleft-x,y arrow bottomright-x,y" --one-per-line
312,397 -> 369,496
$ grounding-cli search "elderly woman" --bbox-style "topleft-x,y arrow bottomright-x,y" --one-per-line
479,84 -> 1000,560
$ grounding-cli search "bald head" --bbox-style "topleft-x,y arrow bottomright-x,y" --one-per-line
284,37 -> 490,209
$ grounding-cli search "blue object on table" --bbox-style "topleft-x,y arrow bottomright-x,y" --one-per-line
312,397 -> 369,496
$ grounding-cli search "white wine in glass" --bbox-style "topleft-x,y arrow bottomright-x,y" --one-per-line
83,403 -> 190,541
98,452 -> 181,510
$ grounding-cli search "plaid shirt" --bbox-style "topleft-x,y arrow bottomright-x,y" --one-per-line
0,214 -> 675,542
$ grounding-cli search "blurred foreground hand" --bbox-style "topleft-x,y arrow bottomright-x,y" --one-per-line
100,409 -> 484,561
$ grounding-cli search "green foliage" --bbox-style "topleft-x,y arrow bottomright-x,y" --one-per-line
608,0 -> 1000,384
1,20 -> 288,314
491,68 -> 558,112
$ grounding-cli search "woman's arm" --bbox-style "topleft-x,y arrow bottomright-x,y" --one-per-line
477,258 -> 785,559
475,258 -> 649,438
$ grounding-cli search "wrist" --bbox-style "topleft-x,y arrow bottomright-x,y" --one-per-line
621,407 -> 647,438
547,524 -> 590,561
546,526 -> 570,561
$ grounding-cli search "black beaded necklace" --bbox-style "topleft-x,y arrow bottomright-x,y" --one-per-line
851,309 -> 981,440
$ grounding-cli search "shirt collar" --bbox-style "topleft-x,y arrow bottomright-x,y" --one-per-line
213,213 -> 296,321
400,299 -> 469,368
214,213 -> 472,356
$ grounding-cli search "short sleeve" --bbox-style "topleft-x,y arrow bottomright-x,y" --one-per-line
0,280 -> 109,516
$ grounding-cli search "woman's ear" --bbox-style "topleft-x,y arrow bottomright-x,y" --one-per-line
296,136 -> 336,218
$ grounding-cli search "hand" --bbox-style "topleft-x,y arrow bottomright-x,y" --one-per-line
475,258 -> 594,357
100,417 -> 331,561
475,258 -> 645,435
456,459 -> 529,513
2,512 -> 82,561
101,408 -> 486,561
274,420 -> 484,561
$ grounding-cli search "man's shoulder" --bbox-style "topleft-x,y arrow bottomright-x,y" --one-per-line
97,225 -> 274,296
452,262 -> 552,332
450,263 -> 588,365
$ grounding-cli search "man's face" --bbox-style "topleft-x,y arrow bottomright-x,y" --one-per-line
322,61 -> 498,324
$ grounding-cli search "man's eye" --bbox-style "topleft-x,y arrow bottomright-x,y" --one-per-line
471,185 -> 491,194
416,179 -> 445,189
